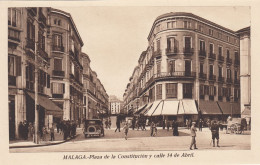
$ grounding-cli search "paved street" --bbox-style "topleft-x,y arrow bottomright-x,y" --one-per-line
10,127 -> 250,152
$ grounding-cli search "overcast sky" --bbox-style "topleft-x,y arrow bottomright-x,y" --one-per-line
56,6 -> 250,100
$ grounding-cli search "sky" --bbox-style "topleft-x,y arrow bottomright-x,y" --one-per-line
56,6 -> 250,100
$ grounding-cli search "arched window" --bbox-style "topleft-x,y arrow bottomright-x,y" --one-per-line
58,20 -> 61,26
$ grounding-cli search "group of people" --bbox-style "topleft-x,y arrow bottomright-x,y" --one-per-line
189,119 -> 221,150
18,120 -> 34,140
131,116 -> 146,131
56,120 -> 78,140
104,118 -> 112,129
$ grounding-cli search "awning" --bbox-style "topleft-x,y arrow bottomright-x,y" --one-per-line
141,102 -> 153,115
241,107 -> 251,117
26,92 -> 63,117
146,100 -> 162,116
134,104 -> 147,115
161,100 -> 179,115
199,100 -> 222,115
179,100 -> 198,115
218,101 -> 241,115
151,101 -> 164,116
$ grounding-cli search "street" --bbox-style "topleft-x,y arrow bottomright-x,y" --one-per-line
10,127 -> 250,152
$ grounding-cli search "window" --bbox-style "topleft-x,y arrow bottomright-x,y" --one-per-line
183,21 -> 191,29
218,46 -> 222,56
149,87 -> 155,102
209,29 -> 213,36
156,39 -> 160,51
227,68 -> 232,79
227,49 -> 230,59
185,60 -> 191,76
167,37 -> 175,50
167,21 -> 176,29
234,70 -> 238,81
209,43 -> 214,54
199,40 -> 205,51
51,82 -> 65,94
27,20 -> 35,41
58,20 -> 61,26
218,32 -> 222,39
8,55 -> 21,76
209,65 -> 214,76
218,66 -> 222,78
204,85 -> 209,95
8,8 -> 21,27
38,29 -> 45,51
166,83 -> 177,98
167,60 -> 175,75
156,84 -> 162,100
183,83 -> 193,98
226,36 -> 230,42
198,24 -> 203,32
157,62 -> 161,75
200,85 -> 204,99
184,37 -> 191,49
8,56 -> 15,76
235,52 -> 239,60
53,34 -> 63,47
54,58 -> 62,71
200,63 -> 204,74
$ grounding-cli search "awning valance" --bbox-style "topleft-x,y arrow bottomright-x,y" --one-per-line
217,101 -> 241,115
199,100 -> 222,115
146,100 -> 162,116
26,92 -> 63,117
179,100 -> 198,115
151,101 -> 164,116
161,100 -> 179,115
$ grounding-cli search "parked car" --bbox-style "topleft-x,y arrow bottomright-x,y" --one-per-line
83,119 -> 104,138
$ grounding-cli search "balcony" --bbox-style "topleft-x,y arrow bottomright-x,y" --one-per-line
209,75 -> 216,81
52,70 -> 65,77
153,50 -> 162,58
218,76 -> 224,83
53,45 -> 64,52
39,11 -> 47,27
26,38 -> 35,50
8,75 -> 16,86
165,47 -> 178,56
234,59 -> 240,66
199,50 -> 206,58
26,81 -> 34,91
199,73 -> 206,80
38,47 -> 48,61
183,47 -> 194,55
226,78 -> 232,84
208,53 -> 216,60
27,8 -> 37,17
226,57 -> 232,65
8,28 -> 21,45
52,94 -> 64,98
218,55 -> 224,63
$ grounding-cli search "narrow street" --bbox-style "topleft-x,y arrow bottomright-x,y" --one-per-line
10,127 -> 250,152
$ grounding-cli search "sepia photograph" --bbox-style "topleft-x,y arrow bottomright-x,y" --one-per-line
1,1 -> 259,164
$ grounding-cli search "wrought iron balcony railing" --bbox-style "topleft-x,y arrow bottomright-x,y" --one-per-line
183,47 -> 194,55
165,47 -> 178,55
208,53 -> 216,60
209,75 -> 216,81
52,70 -> 65,77
199,50 -> 206,58
218,55 -> 224,62
153,50 -> 162,58
52,45 -> 64,52
8,28 -> 20,42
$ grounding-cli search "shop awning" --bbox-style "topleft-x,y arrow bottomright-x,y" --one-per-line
179,100 -> 198,115
141,102 -> 153,115
241,107 -> 251,117
134,104 -> 147,115
146,100 -> 162,116
199,100 -> 222,115
151,101 -> 164,116
161,100 -> 179,115
218,101 -> 241,115
26,92 -> 63,117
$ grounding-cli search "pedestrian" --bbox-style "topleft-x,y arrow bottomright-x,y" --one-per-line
211,120 -> 220,147
142,118 -> 146,131
115,117 -> 121,132
172,120 -> 179,136
105,119 -> 109,129
150,121 -> 157,136
190,122 -> 198,150
123,122 -> 129,140
18,122 -> 23,139
42,126 -> 47,141
132,117 -> 136,130
108,118 -> 111,129
166,120 -> 170,131
56,121 -> 60,133
28,122 -> 34,140
198,119 -> 203,131
187,119 -> 191,130
162,119 -> 165,130
50,126 -> 55,141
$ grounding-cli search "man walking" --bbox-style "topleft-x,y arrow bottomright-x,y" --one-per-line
198,119 -> 203,131
115,117 -> 121,132
211,120 -> 220,147
190,122 -> 198,150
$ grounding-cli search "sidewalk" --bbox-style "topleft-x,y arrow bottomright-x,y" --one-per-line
9,128 -> 82,149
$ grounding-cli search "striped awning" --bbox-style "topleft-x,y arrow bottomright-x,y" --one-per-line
161,100 -> 179,115
179,100 -> 198,115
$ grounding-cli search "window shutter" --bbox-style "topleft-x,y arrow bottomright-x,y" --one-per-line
16,56 -> 21,76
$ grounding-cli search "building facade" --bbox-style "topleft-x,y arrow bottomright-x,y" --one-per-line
109,95 -> 123,115
123,12 -> 244,124
8,7 -> 109,140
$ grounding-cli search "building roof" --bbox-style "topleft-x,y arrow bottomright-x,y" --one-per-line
51,8 -> 84,46
148,12 -> 238,40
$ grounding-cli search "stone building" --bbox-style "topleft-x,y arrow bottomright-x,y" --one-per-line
123,12 -> 244,124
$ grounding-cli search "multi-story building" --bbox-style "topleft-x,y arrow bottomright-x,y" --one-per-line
109,95 -> 123,115
8,7 -> 109,140
123,12 -> 244,124
8,7 -> 62,139
49,8 -> 84,122
82,53 -> 109,119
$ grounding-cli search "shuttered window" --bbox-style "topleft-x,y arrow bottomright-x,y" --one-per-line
51,83 -> 65,94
